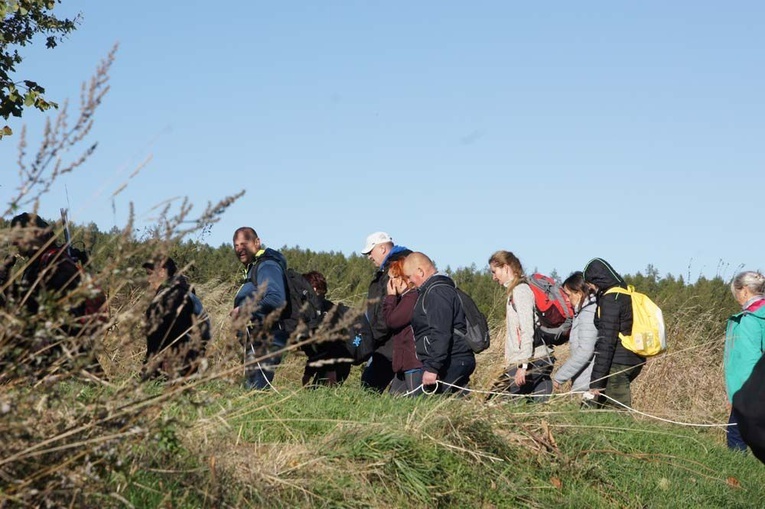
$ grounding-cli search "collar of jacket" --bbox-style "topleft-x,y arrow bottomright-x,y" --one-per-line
378,244 -> 410,272
241,249 -> 267,280
743,296 -> 765,312
417,272 -> 453,293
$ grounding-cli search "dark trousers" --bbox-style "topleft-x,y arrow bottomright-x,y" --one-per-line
433,356 -> 476,396
728,408 -> 748,452
302,360 -> 352,388
361,352 -> 395,393
489,357 -> 555,403
603,362 -> 643,408
390,369 -> 425,397
244,330 -> 288,391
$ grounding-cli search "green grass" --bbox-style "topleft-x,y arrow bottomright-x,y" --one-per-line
5,362 -> 762,508
100,379 -> 765,509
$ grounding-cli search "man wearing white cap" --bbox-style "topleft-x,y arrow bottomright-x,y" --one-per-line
360,231 -> 412,393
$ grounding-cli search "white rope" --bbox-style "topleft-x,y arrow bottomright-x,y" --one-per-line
420,380 -> 732,428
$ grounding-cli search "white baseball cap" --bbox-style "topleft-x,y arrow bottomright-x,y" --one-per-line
361,231 -> 393,255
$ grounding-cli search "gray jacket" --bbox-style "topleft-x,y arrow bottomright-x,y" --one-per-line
553,295 -> 597,392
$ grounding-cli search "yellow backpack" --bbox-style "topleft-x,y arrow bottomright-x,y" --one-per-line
605,286 -> 666,357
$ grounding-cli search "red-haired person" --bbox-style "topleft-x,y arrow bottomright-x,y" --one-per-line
383,259 -> 424,395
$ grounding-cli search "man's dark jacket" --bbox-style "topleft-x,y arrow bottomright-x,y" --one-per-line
411,274 -> 472,375
366,245 -> 412,360
145,275 -> 196,373
584,258 -> 644,390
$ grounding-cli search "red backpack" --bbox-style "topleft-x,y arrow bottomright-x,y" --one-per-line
526,273 -> 574,329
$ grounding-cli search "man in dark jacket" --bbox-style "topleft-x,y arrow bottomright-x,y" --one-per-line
143,257 -> 201,380
360,231 -> 412,393
404,252 -> 475,395
143,257 -> 209,380
232,227 -> 289,390
584,258 -> 645,408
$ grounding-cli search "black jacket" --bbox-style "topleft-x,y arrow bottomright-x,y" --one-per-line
584,258 -> 644,390
411,274 -> 472,375
5,246 -> 81,317
733,353 -> 765,464
366,246 -> 412,360
144,275 -> 196,377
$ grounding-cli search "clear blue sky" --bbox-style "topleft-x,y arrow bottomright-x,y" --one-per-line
2,1 -> 764,281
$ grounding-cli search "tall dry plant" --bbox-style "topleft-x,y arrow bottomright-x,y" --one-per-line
0,46 -> 256,506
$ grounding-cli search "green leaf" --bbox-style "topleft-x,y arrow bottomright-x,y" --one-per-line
23,93 -> 35,107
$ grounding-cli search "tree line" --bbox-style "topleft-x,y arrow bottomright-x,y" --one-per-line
1,217 -> 739,337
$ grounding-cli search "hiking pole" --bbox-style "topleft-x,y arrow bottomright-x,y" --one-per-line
60,208 -> 74,260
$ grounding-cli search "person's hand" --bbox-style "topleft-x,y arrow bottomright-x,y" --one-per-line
386,277 -> 397,296
423,370 -> 438,387
552,380 -> 561,390
514,367 -> 527,387
230,306 -> 240,319
589,389 -> 601,396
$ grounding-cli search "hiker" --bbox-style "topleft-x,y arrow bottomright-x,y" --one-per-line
583,258 -> 644,408
142,257 -> 209,380
360,231 -> 412,393
552,271 -> 598,394
403,252 -> 475,395
488,251 -> 555,402
383,259 -> 424,396
231,227 -> 289,390
0,212 -> 100,377
724,271 -> 765,454
300,270 -> 352,387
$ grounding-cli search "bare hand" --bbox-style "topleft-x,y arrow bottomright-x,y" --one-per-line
423,371 -> 438,386
552,380 -> 561,390
386,277 -> 398,296
514,367 -> 527,387
230,306 -> 240,319
589,389 -> 601,396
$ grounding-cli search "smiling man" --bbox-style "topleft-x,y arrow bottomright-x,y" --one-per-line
232,227 -> 289,390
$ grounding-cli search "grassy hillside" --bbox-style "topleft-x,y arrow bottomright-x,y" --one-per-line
0,234 -> 756,508
22,372 -> 764,508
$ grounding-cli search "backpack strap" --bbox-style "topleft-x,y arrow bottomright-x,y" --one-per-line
421,281 -> 451,315
40,247 -> 64,267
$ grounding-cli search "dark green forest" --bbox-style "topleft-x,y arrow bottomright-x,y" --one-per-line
8,217 -> 735,334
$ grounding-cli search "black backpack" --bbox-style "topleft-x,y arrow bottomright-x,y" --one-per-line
253,256 -> 323,337
328,303 -> 375,365
423,283 -> 491,354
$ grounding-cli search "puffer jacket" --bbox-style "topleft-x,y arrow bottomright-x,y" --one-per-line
552,294 -> 598,391
584,258 -> 643,390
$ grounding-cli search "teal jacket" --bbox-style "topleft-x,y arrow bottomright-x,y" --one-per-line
725,299 -> 765,402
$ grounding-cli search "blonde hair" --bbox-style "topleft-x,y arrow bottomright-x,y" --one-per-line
731,271 -> 765,298
488,250 -> 526,296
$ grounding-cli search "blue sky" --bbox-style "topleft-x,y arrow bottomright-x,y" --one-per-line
2,1 -> 764,281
